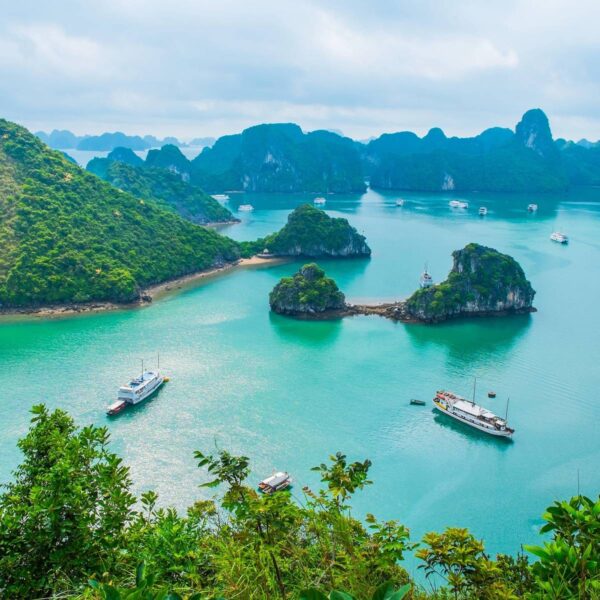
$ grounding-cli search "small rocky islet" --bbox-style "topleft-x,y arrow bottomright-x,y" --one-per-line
269,243 -> 536,323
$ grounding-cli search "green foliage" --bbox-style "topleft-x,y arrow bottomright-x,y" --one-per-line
0,119 -> 240,307
88,158 -> 235,224
269,263 -> 346,314
406,243 -> 535,321
524,495 -> 600,599
191,123 -> 366,193
0,405 -> 135,598
300,581 -> 411,600
245,204 -> 371,258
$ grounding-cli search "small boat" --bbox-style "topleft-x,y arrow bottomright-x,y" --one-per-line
106,400 -> 127,416
449,200 -> 468,209
527,203 -> 538,212
433,387 -> 514,438
313,197 -> 327,205
258,471 -> 292,494
419,264 -> 434,289
488,391 -> 496,398
479,206 -> 488,216
211,194 -> 230,201
395,199 -> 404,207
238,204 -> 254,212
550,231 -> 568,244
410,399 -> 426,406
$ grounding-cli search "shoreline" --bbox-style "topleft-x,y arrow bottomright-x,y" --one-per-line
273,302 -> 537,324
0,255 -> 287,320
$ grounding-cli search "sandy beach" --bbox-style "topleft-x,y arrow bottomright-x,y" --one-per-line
0,255 -> 288,319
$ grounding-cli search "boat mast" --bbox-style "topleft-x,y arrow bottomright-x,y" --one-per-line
141,358 -> 144,376
157,352 -> 160,371
472,377 -> 477,405
505,397 -> 510,422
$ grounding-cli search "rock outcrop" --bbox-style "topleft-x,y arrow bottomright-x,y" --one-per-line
269,263 -> 346,315
250,204 -> 371,258
405,243 -> 535,322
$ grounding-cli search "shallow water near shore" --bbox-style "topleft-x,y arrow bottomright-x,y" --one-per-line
1,188 -> 599,577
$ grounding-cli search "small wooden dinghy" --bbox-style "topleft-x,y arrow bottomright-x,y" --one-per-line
410,399 -> 426,406
258,471 -> 292,494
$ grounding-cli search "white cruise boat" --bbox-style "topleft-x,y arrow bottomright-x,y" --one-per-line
258,471 -> 292,494
238,204 -> 254,212
313,197 -> 327,205
527,203 -> 538,212
479,206 -> 488,216
395,199 -> 404,207
449,200 -> 468,209
211,194 -> 230,201
433,390 -> 514,437
550,231 -> 568,244
117,369 -> 165,406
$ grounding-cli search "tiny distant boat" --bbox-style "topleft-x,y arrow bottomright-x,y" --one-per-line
449,200 -> 468,209
550,231 -> 568,244
238,204 -> 254,212
433,387 -> 514,438
257,248 -> 274,259
419,264 -> 434,289
107,357 -> 166,415
313,197 -> 327,205
395,199 -> 404,207
410,399 -> 426,406
258,471 -> 292,494
488,391 -> 496,398
211,194 -> 230,201
527,203 -> 538,212
479,206 -> 488,216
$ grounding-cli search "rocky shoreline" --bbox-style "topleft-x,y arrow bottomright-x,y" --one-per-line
0,256 -> 285,319
279,301 -> 537,323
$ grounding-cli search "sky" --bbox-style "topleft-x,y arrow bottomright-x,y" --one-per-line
1,0 -> 600,142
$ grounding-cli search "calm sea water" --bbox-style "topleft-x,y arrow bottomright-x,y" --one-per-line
1,188 -> 599,574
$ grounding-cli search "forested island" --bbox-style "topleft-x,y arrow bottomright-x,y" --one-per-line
241,204 -> 371,258
270,245 -> 535,323
0,405 -> 595,599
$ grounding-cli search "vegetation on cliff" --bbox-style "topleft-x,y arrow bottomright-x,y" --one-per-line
242,204 -> 371,258
88,149 -> 235,224
270,263 -> 346,314
0,406 -> 597,599
0,119 -> 239,307
406,244 -> 535,322
365,110 -> 569,193
190,123 -> 366,193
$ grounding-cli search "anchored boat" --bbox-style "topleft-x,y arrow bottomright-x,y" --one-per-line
479,206 -> 488,216
238,204 -> 254,212
419,264 -> 434,289
449,200 -> 468,209
527,203 -> 538,212
106,357 -> 166,415
258,471 -> 292,494
313,197 -> 327,206
550,231 -> 568,244
433,387 -> 514,438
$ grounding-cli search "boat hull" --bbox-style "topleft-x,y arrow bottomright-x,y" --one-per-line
433,400 -> 513,437
119,376 -> 165,405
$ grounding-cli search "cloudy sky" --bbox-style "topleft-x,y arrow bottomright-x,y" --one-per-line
1,0 -> 599,141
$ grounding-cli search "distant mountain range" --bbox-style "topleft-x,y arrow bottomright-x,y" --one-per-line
34,130 -> 215,151
36,109 -> 600,191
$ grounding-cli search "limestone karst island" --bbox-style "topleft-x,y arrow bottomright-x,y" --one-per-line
0,2 -> 598,599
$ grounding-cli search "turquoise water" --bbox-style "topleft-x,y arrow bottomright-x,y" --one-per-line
1,188 -> 599,574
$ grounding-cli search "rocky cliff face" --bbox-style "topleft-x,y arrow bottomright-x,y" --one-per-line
258,204 -> 371,258
405,243 -> 535,322
269,263 -> 346,315
514,108 -> 558,160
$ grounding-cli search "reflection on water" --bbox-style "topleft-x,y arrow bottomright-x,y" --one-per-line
268,312 -> 343,345
404,313 -> 532,368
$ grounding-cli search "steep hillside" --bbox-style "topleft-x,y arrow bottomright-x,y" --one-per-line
191,123 -> 366,193
88,148 -> 235,224
366,110 -> 569,192
0,119 -> 239,308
